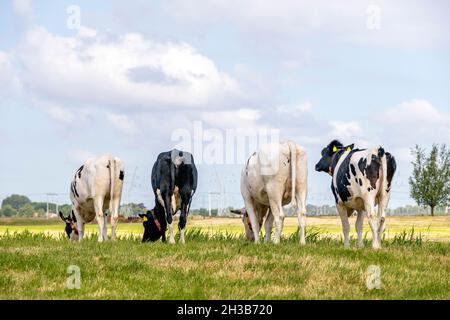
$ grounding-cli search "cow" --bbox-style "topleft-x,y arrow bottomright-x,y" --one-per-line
230,207 -> 274,243
66,155 -> 125,242
315,140 -> 397,249
240,141 -> 308,245
140,149 -> 198,244
59,210 -> 79,241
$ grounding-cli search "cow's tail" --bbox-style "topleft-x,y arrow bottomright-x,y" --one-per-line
108,156 -> 116,214
378,147 -> 388,202
288,141 -> 297,210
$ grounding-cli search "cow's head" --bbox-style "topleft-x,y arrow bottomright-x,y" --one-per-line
59,211 -> 79,241
230,208 -> 255,241
139,210 -> 163,242
315,140 -> 354,175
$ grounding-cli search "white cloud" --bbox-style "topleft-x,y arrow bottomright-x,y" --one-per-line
66,149 -> 96,165
276,102 -> 312,114
201,108 -> 261,129
164,0 -> 450,49
379,99 -> 450,148
329,121 -> 363,143
0,51 -> 21,94
107,113 -> 138,136
12,0 -> 33,20
14,26 -> 241,114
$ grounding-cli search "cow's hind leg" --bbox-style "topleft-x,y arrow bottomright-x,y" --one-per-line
365,201 -> 381,250
73,208 -> 85,242
163,193 -> 176,244
103,214 -> 108,241
297,188 -> 307,246
94,198 -> 106,243
337,205 -> 350,248
179,193 -> 191,244
377,197 -> 388,241
264,209 -> 273,244
268,195 -> 285,245
356,210 -> 365,248
244,196 -> 261,244
110,198 -> 120,241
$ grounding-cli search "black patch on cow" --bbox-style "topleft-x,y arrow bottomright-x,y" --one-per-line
358,155 -> 381,189
368,187 -> 371,192
359,178 -> 363,186
386,152 -> 397,191
76,165 -> 84,179
355,178 -> 358,184
71,181 -> 80,198
330,184 -> 338,203
119,170 -> 125,181
333,150 -> 357,203
350,164 -> 357,176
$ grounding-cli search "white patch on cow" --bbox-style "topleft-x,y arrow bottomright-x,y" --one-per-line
172,186 -> 181,213
180,229 -> 186,244
168,223 -> 175,244
156,189 -> 165,209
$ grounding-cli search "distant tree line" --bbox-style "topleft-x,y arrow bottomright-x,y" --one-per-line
0,194 -> 447,218
0,194 -> 71,218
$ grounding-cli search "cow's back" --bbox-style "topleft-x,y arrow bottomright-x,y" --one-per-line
332,148 -> 389,210
242,141 -> 304,207
71,155 -> 124,221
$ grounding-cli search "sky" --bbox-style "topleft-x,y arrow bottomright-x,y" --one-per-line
0,0 -> 449,210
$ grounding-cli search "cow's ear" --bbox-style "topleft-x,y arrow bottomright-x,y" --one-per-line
345,144 -> 355,152
59,211 -> 67,222
138,213 -> 146,219
230,209 -> 243,215
71,210 -> 77,223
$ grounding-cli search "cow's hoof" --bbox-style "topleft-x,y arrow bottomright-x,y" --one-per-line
169,238 -> 176,245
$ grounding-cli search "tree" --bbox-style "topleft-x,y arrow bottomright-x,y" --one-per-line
1,194 -> 31,210
0,205 -> 17,217
409,144 -> 450,216
18,204 -> 35,217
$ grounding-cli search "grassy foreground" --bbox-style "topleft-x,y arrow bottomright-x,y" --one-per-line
0,230 -> 449,300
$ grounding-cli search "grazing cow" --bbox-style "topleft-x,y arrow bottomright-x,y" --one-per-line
230,207 -> 274,243
67,155 -> 125,242
59,210 -> 79,241
140,149 -> 198,244
315,140 -> 397,249
240,141 -> 308,245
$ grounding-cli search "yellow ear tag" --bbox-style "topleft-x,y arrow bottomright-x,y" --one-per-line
332,146 -> 338,153
143,216 -> 148,222
346,146 -> 352,151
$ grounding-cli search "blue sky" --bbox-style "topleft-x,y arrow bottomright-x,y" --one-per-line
0,0 -> 449,210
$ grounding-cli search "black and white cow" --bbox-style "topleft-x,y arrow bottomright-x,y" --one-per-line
65,155 -> 125,242
140,149 -> 198,244
315,140 -> 396,249
59,210 -> 78,241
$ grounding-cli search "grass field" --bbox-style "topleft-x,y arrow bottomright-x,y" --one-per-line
0,216 -> 449,300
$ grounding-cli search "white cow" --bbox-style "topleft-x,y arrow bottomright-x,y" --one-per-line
69,155 -> 125,242
240,141 -> 308,245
